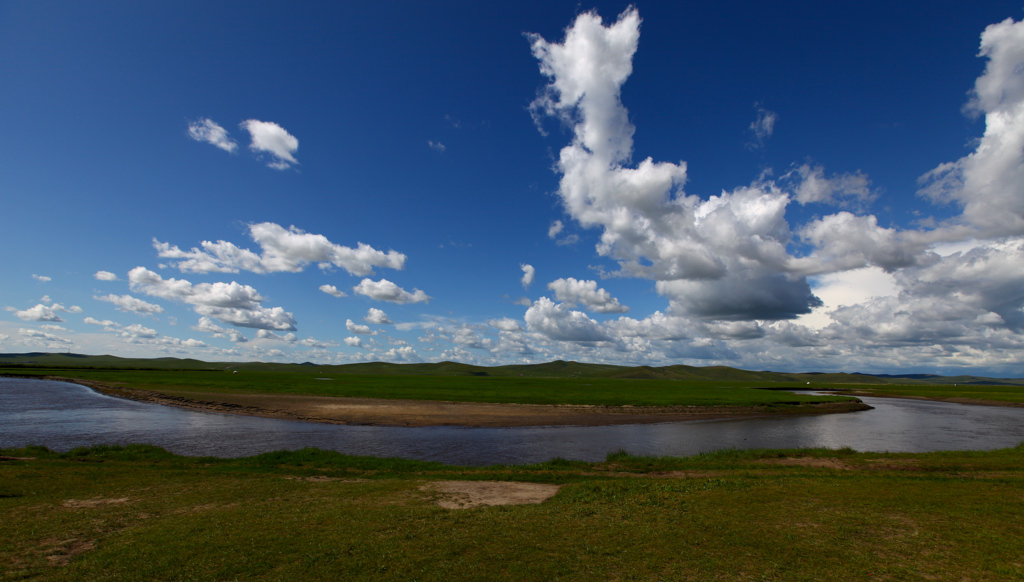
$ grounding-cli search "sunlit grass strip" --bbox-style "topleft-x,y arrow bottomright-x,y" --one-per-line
1,368 -> 856,407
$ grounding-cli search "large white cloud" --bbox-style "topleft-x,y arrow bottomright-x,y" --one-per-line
437,13 -> 1024,373
918,18 -> 1024,237
14,304 -> 65,322
155,222 -> 406,277
528,9 -> 829,320
353,278 -> 430,304
495,9 -> 1024,373
525,9 -> 1024,327
128,267 -> 296,331
241,119 -> 298,170
547,277 -> 628,313
605,311 -> 693,341
524,297 -> 611,343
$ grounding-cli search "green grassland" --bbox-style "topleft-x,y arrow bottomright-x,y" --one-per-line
833,384 -> 1024,405
0,367 -> 855,407
2,444 -> 1023,580
3,352 -> 1023,407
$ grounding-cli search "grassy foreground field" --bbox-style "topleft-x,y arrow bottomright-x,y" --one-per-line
2,444 -> 1023,580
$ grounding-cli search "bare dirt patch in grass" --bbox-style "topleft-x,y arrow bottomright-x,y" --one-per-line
61,497 -> 129,509
174,502 -> 240,514
420,481 -> 562,509
42,538 -> 96,566
864,458 -> 922,471
283,475 -> 367,483
650,470 -> 732,479
756,457 -> 855,470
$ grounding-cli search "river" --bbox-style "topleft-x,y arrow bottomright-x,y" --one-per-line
2,377 -> 1023,466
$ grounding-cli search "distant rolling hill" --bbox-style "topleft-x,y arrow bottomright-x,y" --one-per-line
1,352 -> 1023,386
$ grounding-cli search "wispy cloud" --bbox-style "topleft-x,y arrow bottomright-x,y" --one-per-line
95,293 -> 165,315
745,104 -> 777,150
187,118 -> 238,153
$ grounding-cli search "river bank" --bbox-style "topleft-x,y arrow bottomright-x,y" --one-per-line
34,375 -> 871,427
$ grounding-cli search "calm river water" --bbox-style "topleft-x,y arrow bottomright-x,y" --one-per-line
2,377 -> 1023,466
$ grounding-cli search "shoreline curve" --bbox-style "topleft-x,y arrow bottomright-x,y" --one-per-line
32,375 -> 873,428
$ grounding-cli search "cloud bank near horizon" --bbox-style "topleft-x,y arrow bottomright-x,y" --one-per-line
8,8 -> 1024,376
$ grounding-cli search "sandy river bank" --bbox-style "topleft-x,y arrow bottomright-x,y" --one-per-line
41,377 -> 872,427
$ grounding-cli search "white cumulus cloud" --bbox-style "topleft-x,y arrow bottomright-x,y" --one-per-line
128,267 -> 296,331
155,222 -> 406,277
241,119 -> 299,170
14,303 -> 81,322
548,220 -> 564,238
122,323 -> 159,339
524,297 -> 611,343
917,17 -> 1024,238
353,278 -> 430,304
93,271 -> 118,281
520,264 -> 535,289
346,319 -> 374,335
365,308 -> 392,324
319,284 -> 348,298
527,8 -> 839,320
547,277 -> 628,313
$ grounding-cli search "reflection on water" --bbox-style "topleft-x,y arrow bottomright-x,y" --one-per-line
2,377 -> 1024,466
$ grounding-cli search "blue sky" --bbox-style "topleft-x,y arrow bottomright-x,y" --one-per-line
4,1 -> 1024,375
